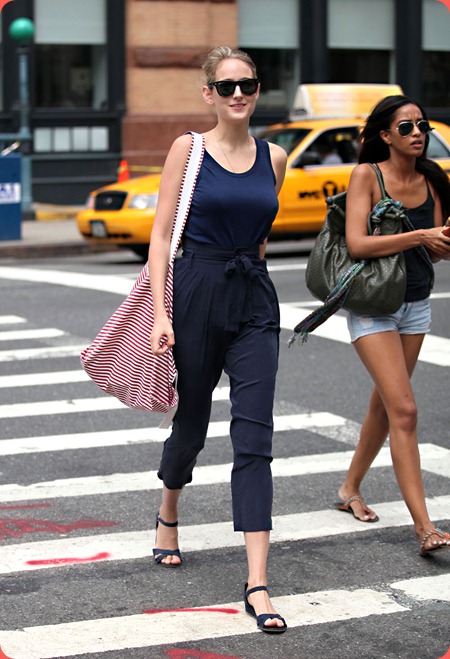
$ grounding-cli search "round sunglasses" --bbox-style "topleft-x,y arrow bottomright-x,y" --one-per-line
393,120 -> 433,137
208,78 -> 259,98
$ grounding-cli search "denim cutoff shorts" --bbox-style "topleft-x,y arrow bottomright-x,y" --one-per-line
347,298 -> 431,343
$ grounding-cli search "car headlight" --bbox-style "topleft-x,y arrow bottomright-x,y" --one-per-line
128,194 -> 158,210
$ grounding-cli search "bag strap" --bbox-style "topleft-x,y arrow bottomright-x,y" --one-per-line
368,163 -> 388,199
169,131 -> 205,263
368,163 -> 434,286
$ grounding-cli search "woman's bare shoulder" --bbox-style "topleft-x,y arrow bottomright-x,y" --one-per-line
267,140 -> 288,163
349,162 -> 378,184
167,133 -> 194,158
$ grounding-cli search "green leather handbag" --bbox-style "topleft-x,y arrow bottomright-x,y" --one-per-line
289,164 -> 434,344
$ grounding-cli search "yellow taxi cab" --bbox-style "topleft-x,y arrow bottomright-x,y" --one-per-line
77,84 -> 450,257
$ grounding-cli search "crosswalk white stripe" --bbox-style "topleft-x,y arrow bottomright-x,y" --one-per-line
4,575 -> 445,659
1,495 -> 448,576
0,386 -> 231,419
0,411 -> 347,455
392,574 -> 450,602
0,344 -> 87,362
0,328 -> 65,342
0,396 -> 127,418
0,585 -> 413,658
0,369 -> 89,388
0,266 -> 133,295
0,315 -> 26,324
279,303 -> 450,367
0,444 -> 447,502
268,263 -> 307,271
1,266 -> 449,365
2,574 -> 449,658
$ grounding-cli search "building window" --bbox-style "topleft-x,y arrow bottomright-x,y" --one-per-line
422,52 -> 450,107
329,50 -> 390,84
422,0 -> 450,108
238,0 -> 299,110
34,126 -> 109,152
245,48 -> 295,109
35,0 -> 107,110
36,45 -> 107,109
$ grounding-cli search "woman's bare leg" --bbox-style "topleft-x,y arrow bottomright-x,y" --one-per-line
154,485 -> 183,565
244,531 -> 285,629
338,384 -> 389,520
344,330 -> 449,550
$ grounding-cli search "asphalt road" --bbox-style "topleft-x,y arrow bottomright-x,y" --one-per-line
0,248 -> 449,659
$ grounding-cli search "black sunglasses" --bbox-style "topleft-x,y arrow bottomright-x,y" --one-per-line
394,120 -> 433,137
208,78 -> 259,98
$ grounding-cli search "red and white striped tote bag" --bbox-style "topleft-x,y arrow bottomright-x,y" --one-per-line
80,132 -> 204,428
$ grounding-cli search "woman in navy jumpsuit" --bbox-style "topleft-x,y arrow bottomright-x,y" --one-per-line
148,46 -> 288,632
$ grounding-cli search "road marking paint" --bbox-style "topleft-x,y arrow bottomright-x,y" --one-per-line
0,328 -> 65,342
0,411 -> 348,455
280,303 -> 450,367
0,265 -> 448,365
0,444 -> 446,502
0,518 -> 117,540
268,263 -> 307,271
0,645 -> 15,659
0,396 -> 129,418
430,292 -> 450,299
26,552 -> 110,567
0,386 -> 230,419
0,369 -> 89,388
0,315 -> 26,325
0,266 -> 133,296
0,587 -> 408,658
1,496 -> 449,576
392,574 -> 450,602
0,344 -> 87,362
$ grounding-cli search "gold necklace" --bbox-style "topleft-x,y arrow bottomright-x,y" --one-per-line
216,138 -> 252,173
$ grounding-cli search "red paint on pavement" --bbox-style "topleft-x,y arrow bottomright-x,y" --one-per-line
26,552 -> 110,566
436,0 -> 450,11
0,646 -> 15,659
0,518 -> 117,540
166,651 -> 241,659
144,607 -> 240,615
437,648 -> 450,659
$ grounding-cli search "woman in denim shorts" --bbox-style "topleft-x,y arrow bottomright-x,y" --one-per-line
335,95 -> 450,555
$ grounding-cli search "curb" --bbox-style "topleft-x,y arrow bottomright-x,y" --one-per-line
0,242 -> 118,259
33,205 -> 84,222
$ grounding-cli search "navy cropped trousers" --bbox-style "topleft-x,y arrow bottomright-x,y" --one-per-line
157,239 -> 280,532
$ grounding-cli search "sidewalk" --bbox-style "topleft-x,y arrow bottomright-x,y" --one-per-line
0,205 -> 118,259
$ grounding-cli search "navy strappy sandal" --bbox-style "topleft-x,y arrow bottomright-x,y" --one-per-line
152,512 -> 182,568
244,583 -> 287,634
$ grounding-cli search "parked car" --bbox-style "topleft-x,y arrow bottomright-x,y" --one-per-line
77,85 -> 450,258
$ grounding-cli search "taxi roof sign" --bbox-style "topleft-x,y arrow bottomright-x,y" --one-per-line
291,83 -> 404,119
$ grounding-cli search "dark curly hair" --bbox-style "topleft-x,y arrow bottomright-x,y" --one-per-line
359,95 -> 450,220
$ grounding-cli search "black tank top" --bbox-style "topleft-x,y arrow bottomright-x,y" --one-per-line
401,183 -> 435,301
381,171 -> 435,302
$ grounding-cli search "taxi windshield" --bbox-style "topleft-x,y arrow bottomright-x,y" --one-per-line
259,128 -> 311,155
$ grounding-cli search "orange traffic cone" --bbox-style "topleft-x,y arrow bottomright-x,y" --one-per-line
117,159 -> 130,183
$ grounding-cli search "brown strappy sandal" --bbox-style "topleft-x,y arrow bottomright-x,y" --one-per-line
335,494 -> 379,523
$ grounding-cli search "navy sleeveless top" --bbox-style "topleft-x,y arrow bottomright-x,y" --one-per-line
183,137 -> 279,247
401,183 -> 435,302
